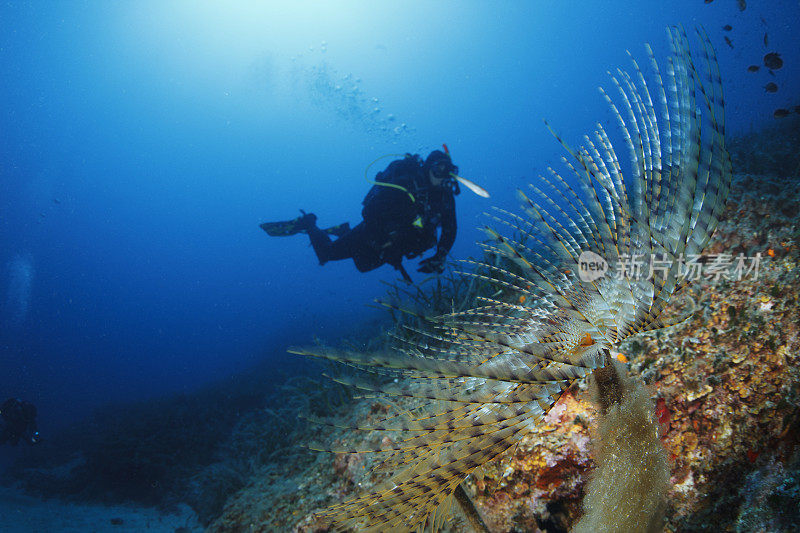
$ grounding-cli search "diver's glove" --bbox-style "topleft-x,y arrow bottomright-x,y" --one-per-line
417,253 -> 446,274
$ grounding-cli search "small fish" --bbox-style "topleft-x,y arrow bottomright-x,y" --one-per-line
704,0 -> 713,3
764,82 -> 778,93
764,33 -> 768,47
453,174 -> 490,198
794,105 -> 800,114
773,109 -> 790,118
723,25 -> 732,31
747,65 -> 760,72
724,36 -> 734,49
737,0 -> 746,11
764,52 -> 783,70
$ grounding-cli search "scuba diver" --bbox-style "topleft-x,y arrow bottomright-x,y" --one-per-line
0,398 -> 40,446
261,147 -> 487,282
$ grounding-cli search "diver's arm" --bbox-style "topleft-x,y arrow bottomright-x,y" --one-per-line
419,194 -> 456,274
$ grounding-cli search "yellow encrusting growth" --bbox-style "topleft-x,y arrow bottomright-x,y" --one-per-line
573,362 -> 670,533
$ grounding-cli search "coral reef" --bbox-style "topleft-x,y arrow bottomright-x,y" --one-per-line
204,168 -> 799,533
13,148 -> 789,533
464,172 -> 800,532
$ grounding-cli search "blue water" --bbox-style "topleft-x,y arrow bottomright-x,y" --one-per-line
1,1 -> 798,441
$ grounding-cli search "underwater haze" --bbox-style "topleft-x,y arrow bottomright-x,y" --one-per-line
2,0 -> 799,441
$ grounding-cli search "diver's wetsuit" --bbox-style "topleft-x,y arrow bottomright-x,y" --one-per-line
307,157 -> 456,279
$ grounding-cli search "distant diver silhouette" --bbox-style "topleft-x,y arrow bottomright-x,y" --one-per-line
0,398 -> 40,446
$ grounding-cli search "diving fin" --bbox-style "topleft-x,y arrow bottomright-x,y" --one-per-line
260,218 -> 308,237
260,212 -> 350,238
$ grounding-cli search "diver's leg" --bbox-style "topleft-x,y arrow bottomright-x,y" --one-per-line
307,224 -> 335,264
308,222 -> 364,264
348,224 -> 385,272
